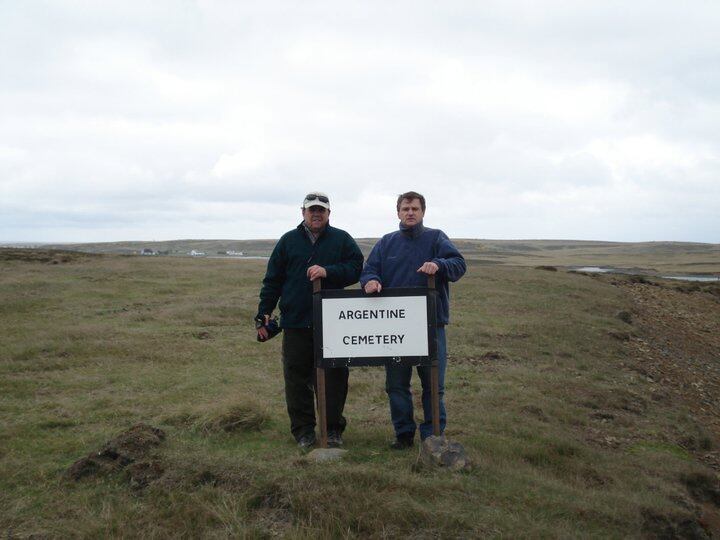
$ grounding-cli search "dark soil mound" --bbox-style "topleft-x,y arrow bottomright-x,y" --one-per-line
683,472 -> 720,505
641,509 -> 709,539
66,423 -> 166,481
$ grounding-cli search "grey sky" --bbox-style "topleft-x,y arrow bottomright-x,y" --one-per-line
1,1 -> 719,242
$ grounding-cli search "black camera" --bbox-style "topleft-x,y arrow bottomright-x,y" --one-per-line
254,315 -> 282,342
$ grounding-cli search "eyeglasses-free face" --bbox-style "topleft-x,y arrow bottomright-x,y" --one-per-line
397,197 -> 425,228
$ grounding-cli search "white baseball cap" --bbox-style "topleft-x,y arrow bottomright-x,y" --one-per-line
303,191 -> 330,210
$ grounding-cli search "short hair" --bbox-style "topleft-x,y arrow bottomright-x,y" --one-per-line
396,191 -> 426,212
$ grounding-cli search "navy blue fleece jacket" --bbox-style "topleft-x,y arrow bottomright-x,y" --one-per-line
359,223 -> 466,325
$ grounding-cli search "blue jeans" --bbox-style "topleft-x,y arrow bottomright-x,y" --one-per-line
385,326 -> 446,441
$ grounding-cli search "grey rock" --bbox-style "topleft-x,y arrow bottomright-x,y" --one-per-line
305,448 -> 347,463
420,435 -> 471,471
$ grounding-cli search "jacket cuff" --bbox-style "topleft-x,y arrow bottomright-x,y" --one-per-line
431,258 -> 446,275
360,276 -> 381,287
323,264 -> 337,281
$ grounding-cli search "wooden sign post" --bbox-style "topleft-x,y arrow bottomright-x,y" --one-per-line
427,275 -> 440,437
313,278 -> 329,448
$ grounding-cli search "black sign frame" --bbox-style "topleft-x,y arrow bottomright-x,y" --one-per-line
312,287 -> 438,368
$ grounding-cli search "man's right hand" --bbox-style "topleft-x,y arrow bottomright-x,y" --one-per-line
364,280 -> 382,294
256,314 -> 270,341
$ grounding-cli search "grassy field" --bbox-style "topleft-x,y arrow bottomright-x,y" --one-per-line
1,249 -> 719,538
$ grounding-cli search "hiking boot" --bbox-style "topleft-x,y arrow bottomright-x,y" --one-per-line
327,430 -> 343,448
297,432 -> 316,450
389,435 -> 414,450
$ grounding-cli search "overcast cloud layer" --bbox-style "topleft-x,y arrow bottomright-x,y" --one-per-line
1,1 -> 719,242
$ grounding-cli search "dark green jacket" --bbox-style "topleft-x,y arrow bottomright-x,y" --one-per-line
258,223 -> 364,328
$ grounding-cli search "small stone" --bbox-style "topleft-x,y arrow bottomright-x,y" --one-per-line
419,435 -> 471,471
305,448 -> 347,463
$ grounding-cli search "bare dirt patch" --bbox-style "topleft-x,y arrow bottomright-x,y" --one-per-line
609,277 -> 720,470
66,423 -> 166,482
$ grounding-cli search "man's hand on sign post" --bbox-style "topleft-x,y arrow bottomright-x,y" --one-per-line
257,314 -> 270,341
307,265 -> 327,281
417,262 -> 439,275
364,280 -> 382,294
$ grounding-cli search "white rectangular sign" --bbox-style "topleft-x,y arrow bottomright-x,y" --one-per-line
321,295 -> 428,358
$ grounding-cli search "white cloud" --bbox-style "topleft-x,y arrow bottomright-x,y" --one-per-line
414,58 -> 629,125
1,1 -> 719,243
586,135 -> 710,173
212,149 -> 268,178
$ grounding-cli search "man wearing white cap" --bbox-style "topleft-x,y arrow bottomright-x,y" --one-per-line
256,192 -> 364,449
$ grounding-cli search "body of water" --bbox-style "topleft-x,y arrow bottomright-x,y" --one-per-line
574,266 -> 614,273
661,275 -> 720,282
206,256 -> 269,260
570,266 -> 719,282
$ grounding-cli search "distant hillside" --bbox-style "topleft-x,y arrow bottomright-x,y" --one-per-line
41,239 -> 279,257
37,238 -> 720,273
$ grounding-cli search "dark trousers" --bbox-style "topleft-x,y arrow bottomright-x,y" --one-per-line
385,326 -> 447,441
282,328 -> 349,441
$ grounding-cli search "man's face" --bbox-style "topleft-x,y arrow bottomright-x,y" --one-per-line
302,206 -> 330,233
397,198 -> 425,228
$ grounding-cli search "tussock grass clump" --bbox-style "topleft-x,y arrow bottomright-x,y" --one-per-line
198,402 -> 268,434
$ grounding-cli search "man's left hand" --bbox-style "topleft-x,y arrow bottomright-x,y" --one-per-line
307,265 -> 327,281
417,261 -> 439,275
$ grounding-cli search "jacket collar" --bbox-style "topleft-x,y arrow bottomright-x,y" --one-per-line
298,222 -> 329,243
399,220 -> 425,239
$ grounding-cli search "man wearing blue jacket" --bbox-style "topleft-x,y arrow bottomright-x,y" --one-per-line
360,191 -> 466,449
257,192 -> 364,449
